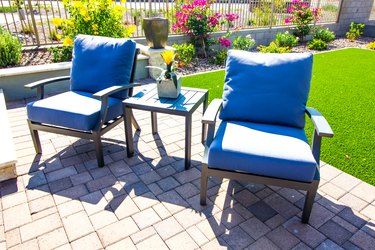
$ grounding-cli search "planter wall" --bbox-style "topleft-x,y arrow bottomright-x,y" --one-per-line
134,23 -> 341,51
364,25 -> 375,37
0,63 -> 71,102
0,54 -> 149,102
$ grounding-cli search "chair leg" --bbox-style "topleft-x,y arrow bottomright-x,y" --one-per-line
302,180 -> 319,223
27,120 -> 42,154
200,164 -> 209,205
94,133 -> 104,167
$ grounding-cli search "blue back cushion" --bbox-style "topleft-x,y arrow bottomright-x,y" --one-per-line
70,35 -> 137,99
219,50 -> 313,129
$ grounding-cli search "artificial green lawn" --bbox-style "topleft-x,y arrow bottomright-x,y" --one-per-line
182,48 -> 375,186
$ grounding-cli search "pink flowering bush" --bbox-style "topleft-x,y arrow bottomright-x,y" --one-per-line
225,13 -> 239,23
218,37 -> 231,47
285,0 -> 321,41
172,0 -> 239,57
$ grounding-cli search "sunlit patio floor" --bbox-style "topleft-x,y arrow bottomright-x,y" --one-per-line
1,85 -> 375,250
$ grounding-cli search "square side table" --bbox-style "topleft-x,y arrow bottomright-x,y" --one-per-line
123,86 -> 208,170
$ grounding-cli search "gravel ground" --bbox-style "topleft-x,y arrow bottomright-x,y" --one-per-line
5,36 -> 375,73
177,37 -> 374,75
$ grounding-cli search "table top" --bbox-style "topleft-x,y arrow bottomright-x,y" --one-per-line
123,86 -> 208,115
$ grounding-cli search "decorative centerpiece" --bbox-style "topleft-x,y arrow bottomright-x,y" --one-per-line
148,50 -> 181,99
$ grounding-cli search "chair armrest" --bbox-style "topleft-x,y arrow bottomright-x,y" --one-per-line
92,82 -> 149,99
24,76 -> 71,89
306,107 -> 334,138
306,107 -> 333,165
202,99 -> 223,125
24,76 -> 71,100
92,82 -> 152,131
202,99 -> 223,148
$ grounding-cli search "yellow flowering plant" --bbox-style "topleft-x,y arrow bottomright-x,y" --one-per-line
161,50 -> 175,78
146,50 -> 178,87
50,0 -> 135,62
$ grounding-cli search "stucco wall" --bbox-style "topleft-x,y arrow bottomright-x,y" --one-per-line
0,55 -> 149,101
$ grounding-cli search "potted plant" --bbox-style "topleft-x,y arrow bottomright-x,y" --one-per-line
148,50 -> 181,98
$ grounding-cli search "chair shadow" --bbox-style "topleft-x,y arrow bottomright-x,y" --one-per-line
4,132 -> 373,249
198,178 -> 375,248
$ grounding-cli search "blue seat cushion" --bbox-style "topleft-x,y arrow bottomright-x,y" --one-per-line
208,121 -> 318,183
219,50 -> 313,129
70,35 -> 137,99
27,91 -> 123,131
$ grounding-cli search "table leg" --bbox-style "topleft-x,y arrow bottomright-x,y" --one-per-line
201,92 -> 208,144
185,114 -> 192,170
124,106 -> 134,157
151,112 -> 158,134
131,110 -> 140,131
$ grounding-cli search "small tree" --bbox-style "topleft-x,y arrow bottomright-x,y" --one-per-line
284,0 -> 321,41
172,0 -> 239,57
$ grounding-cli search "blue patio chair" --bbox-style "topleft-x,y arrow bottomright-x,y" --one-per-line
25,35 -> 145,167
200,50 -> 333,223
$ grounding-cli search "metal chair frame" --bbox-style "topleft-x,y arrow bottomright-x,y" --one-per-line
200,99 -> 333,223
25,48 -> 145,167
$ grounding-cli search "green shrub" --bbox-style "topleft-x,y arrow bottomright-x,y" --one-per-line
366,41 -> 375,50
0,27 -> 22,67
48,46 -> 73,63
0,6 -> 17,13
248,0 -> 286,27
257,42 -> 291,53
210,49 -> 227,65
54,0 -> 135,40
246,18 -> 254,26
251,0 -> 286,26
21,23 -> 34,34
232,35 -> 255,51
321,4 -> 338,12
49,29 -> 61,41
252,5 -> 276,27
308,39 -> 327,50
145,9 -> 162,17
274,31 -> 299,48
50,0 -> 135,62
346,22 -> 365,41
172,43 -> 195,67
313,28 -> 335,43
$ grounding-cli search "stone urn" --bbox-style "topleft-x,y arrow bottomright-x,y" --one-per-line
142,17 -> 169,49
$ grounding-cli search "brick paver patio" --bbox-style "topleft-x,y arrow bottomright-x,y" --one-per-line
1,86 -> 375,249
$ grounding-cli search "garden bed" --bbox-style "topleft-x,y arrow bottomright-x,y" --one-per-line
177,36 -> 374,75
5,36 -> 374,74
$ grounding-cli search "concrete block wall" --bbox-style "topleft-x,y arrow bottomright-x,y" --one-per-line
364,24 -> 375,36
335,0 -> 375,36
